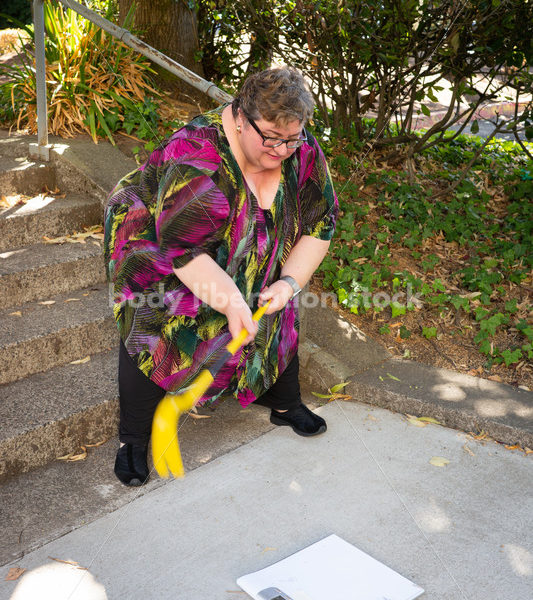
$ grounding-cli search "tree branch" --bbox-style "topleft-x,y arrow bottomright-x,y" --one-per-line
435,121 -> 507,198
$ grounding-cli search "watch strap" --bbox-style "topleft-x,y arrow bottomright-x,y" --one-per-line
279,275 -> 301,298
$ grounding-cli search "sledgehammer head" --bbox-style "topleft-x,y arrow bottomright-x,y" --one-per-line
151,371 -> 214,478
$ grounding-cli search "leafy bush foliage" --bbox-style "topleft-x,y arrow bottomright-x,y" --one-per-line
0,0 -> 32,29
196,0 -> 533,157
319,132 -> 533,369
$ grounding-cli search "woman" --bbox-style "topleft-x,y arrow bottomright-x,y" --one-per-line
104,66 -> 338,486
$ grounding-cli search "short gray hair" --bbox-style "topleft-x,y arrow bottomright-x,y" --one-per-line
232,67 -> 315,126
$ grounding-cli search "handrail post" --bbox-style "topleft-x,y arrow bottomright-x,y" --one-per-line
28,0 -> 233,160
30,0 -> 50,161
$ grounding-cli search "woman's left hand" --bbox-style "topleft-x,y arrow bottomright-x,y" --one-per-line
258,280 -> 294,314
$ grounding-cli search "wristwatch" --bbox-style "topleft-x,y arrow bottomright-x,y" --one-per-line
279,275 -> 301,299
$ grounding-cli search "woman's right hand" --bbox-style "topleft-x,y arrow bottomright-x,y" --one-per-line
224,296 -> 258,345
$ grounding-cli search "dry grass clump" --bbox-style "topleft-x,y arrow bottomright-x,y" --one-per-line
0,3 -> 161,144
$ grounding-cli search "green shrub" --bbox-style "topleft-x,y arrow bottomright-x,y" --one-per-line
0,1 -> 181,148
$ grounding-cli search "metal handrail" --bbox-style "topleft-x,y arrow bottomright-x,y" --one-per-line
31,0 -> 233,160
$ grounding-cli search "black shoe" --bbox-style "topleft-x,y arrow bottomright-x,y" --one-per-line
114,443 -> 149,486
270,403 -> 327,437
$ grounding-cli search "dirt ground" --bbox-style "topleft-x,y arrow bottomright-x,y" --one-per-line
310,276 -> 532,392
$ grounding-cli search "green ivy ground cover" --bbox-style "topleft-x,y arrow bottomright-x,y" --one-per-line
318,132 -> 532,386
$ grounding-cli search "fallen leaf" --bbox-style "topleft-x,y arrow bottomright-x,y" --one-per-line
86,225 -> 104,234
70,356 -> 91,365
467,366 -> 484,377
9,311 -> 22,317
330,381 -> 350,393
85,439 -> 106,448
504,444 -> 521,451
64,298 -> 80,302
68,449 -> 88,462
66,236 -> 86,244
57,452 -> 73,460
469,430 -> 489,441
43,225 -> 104,245
261,547 -> 277,553
39,300 -> 56,306
48,557 -> 87,570
429,456 -> 450,467
406,414 -> 427,427
417,416 -> 443,425
43,235 -> 68,244
488,375 -> 503,382
1,195 -> 28,209
386,372 -> 401,381
328,393 -> 352,402
463,443 -> 475,456
57,446 -> 88,462
5,567 -> 26,581
189,412 -> 211,419
311,392 -> 333,399
43,185 -> 64,196
525,447 -> 533,455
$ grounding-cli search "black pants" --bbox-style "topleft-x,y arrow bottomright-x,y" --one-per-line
118,340 -> 301,445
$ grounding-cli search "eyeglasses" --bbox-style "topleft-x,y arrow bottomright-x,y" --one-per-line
245,114 -> 307,149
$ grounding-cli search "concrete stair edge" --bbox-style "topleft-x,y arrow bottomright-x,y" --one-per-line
50,135 -> 138,204
300,311 -> 533,449
0,132 -> 131,480
0,194 -> 103,252
0,130 -> 136,203
0,161 -> 56,196
0,241 -> 106,308
0,285 -> 116,385
0,348 -> 119,481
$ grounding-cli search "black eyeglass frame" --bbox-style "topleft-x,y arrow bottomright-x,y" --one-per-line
244,113 -> 307,149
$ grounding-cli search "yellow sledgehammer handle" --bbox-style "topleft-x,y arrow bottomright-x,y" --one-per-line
151,300 -> 271,479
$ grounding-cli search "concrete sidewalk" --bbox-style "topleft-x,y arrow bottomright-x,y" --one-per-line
1,400 -> 532,600
301,303 -> 533,450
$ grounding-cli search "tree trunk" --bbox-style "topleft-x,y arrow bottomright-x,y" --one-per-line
119,0 -> 208,106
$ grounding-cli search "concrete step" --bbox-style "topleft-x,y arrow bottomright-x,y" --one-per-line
0,193 -> 103,252
0,129 -> 137,202
0,240 -> 106,308
0,158 -> 56,195
0,283 -> 116,385
0,347 -> 119,481
0,130 -> 38,159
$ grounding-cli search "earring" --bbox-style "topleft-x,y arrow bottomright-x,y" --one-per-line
236,125 -> 241,133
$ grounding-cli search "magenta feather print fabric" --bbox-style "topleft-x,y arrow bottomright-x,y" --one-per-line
104,106 -> 338,407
